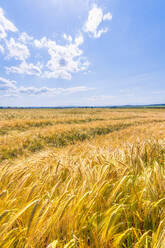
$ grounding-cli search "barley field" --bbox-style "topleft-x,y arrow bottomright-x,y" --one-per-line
0,108 -> 164,248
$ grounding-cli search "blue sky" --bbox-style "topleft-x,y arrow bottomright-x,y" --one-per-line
0,0 -> 165,106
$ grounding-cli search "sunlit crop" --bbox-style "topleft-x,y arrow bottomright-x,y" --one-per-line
0,108 -> 164,247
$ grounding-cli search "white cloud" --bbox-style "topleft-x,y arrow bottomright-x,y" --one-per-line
75,34 -> 84,46
84,4 -> 112,38
17,85 -> 92,96
6,60 -> 42,76
84,4 -> 103,35
34,35 -> 89,80
3,93 -> 19,97
43,70 -> 72,80
0,76 -> 16,90
34,37 -> 48,48
63,34 -> 83,46
18,86 -> 47,95
0,4 -> 111,83
18,32 -> 33,44
6,34 -> 88,80
5,38 -> 30,60
103,12 -> 112,21
0,75 -> 93,96
0,44 -> 4,53
63,86 -> 93,94
0,8 -> 17,39
63,34 -> 73,43
94,27 -> 108,38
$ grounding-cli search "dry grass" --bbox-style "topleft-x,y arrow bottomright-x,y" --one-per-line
0,108 -> 164,247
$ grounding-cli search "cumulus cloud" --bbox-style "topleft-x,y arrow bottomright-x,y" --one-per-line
34,35 -> 89,80
75,34 -> 84,46
84,4 -> 112,38
18,32 -> 33,44
0,8 -> 17,39
43,70 -> 72,80
0,76 -> 16,90
6,33 -> 89,80
103,12 -> 112,21
63,34 -> 72,43
5,60 -> 42,76
34,36 -> 48,48
5,38 -> 30,60
0,4 -> 111,83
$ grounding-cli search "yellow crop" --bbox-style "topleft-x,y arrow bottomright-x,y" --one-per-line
0,108 -> 164,247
